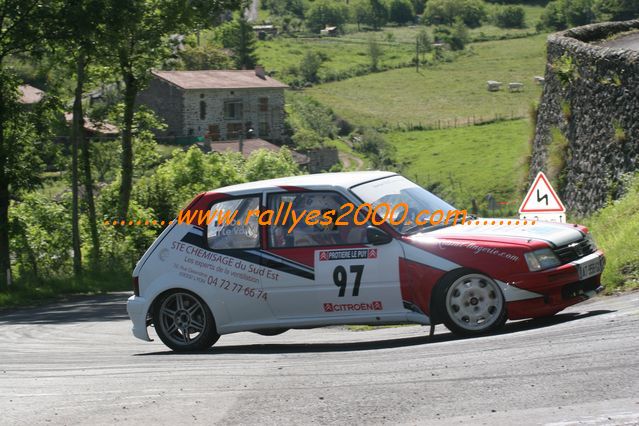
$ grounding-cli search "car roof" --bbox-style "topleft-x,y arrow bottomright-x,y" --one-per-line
209,171 -> 398,195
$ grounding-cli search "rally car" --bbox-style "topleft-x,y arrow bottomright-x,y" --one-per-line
127,171 -> 604,352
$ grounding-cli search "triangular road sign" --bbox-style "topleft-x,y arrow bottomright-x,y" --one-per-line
519,172 -> 565,213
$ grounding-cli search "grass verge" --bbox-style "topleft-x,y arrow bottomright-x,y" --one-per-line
0,270 -> 132,309
583,174 -> 639,292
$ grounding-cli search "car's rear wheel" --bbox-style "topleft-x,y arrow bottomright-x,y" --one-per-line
153,290 -> 219,352
438,271 -> 506,336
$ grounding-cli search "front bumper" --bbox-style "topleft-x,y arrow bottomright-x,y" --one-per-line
127,295 -> 152,341
505,250 -> 605,320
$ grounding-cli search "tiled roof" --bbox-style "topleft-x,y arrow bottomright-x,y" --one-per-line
152,70 -> 288,90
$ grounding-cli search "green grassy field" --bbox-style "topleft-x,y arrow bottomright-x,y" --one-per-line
583,174 -> 639,291
306,34 -> 546,128
256,36 -> 417,83
388,119 -> 531,212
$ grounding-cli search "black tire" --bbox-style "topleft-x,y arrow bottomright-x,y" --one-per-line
152,290 -> 219,352
432,269 -> 507,336
252,329 -> 289,336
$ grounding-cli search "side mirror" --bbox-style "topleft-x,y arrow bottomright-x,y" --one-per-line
366,226 -> 393,246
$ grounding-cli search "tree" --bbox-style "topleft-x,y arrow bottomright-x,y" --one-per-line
0,0 -> 60,289
216,17 -> 258,70
306,0 -> 349,33
594,0 -> 639,21
494,5 -> 526,29
177,45 -> 233,70
299,51 -> 323,83
424,0 -> 486,28
369,0 -> 389,29
564,0 -> 596,26
450,18 -> 470,51
539,0 -> 596,30
389,0 -> 415,25
411,0 -> 425,15
416,29 -> 433,63
350,0 -> 374,31
55,0 -> 110,272
103,0 -> 241,220
368,36 -> 383,71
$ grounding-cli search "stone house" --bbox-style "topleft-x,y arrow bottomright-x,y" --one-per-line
137,67 -> 288,143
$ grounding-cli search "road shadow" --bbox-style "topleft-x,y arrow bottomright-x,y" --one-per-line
0,292 -> 131,324
135,309 -> 614,356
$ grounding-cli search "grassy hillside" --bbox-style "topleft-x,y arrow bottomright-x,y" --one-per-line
257,36 -> 416,83
583,175 -> 639,291
307,34 -> 546,128
388,119 -> 531,212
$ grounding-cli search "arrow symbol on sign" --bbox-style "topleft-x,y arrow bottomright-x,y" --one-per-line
536,189 -> 549,206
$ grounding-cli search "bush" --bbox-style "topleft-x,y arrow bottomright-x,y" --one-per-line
243,148 -> 301,181
299,51 -> 324,83
539,0 -> 595,30
353,129 -> 399,169
494,5 -> 526,29
450,19 -> 470,51
539,0 -> 566,30
389,0 -> 416,24
424,0 -> 487,28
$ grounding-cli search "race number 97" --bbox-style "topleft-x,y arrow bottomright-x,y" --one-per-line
333,265 -> 364,297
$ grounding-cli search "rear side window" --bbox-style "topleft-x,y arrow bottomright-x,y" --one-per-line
207,197 -> 260,249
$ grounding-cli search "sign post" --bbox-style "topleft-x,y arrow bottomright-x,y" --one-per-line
519,172 -> 566,223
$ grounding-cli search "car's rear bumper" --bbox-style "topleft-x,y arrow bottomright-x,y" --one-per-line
127,295 -> 151,341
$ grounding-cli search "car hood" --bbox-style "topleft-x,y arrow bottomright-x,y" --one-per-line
414,219 -> 585,247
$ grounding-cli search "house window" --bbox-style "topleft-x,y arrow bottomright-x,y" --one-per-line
226,123 -> 243,139
199,100 -> 206,120
258,97 -> 268,112
224,101 -> 243,120
259,121 -> 270,137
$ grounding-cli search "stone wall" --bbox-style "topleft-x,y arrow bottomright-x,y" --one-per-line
182,87 -> 285,142
136,77 -> 184,137
305,147 -> 339,173
531,20 -> 639,216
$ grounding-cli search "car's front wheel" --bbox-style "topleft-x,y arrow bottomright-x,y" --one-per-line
437,271 -> 506,336
153,290 -> 219,352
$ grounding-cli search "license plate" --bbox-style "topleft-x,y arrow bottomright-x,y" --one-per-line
575,255 -> 603,280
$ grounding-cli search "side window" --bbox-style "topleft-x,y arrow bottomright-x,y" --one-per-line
207,197 -> 260,249
268,192 -> 368,248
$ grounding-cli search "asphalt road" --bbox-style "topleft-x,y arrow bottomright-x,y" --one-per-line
599,32 -> 639,51
1,292 -> 638,425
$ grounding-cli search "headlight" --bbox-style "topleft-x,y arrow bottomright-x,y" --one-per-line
524,248 -> 561,271
584,233 -> 597,250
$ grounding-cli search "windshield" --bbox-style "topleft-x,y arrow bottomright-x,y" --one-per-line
350,175 -> 458,234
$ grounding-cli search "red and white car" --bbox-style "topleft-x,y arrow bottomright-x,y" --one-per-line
127,171 -> 604,351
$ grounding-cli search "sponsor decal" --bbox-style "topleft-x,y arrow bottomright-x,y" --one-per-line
318,248 -> 377,261
323,300 -> 383,312
437,240 -> 520,262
